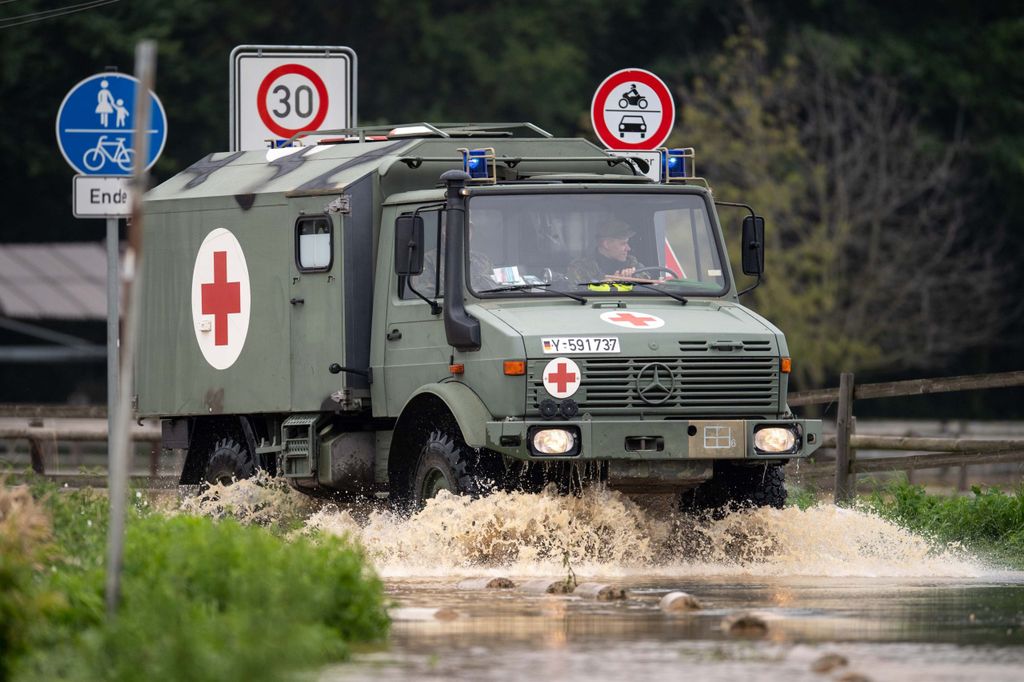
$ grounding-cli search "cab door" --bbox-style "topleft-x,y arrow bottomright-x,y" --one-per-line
289,211 -> 344,411
381,207 -> 451,416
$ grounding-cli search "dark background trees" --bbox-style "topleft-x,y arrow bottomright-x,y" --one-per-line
0,0 -> 1021,413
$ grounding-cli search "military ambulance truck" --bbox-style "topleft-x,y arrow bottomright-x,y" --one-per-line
137,122 -> 821,510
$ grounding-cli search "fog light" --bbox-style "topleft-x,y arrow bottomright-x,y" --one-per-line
532,428 -> 575,455
753,426 -> 797,453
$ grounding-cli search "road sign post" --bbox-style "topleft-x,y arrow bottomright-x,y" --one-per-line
230,45 -> 357,151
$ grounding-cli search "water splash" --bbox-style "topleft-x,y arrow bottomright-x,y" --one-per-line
177,470 -> 316,527
173,476 -> 984,579
297,487 -> 984,579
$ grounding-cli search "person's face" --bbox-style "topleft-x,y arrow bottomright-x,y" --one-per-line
598,236 -> 631,261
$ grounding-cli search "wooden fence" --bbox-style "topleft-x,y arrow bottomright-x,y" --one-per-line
789,370 -> 1024,503
0,404 -> 160,478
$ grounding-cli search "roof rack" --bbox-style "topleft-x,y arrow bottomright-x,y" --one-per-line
287,121 -> 553,144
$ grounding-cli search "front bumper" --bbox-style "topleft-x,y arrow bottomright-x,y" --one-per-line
485,418 -> 822,462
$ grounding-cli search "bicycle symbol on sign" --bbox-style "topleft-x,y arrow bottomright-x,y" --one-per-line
82,135 -> 135,172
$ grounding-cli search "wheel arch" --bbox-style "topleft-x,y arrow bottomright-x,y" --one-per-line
179,414 -> 263,485
387,383 -> 492,497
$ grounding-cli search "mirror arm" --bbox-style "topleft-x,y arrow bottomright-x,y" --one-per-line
403,244 -> 442,315
737,272 -> 761,297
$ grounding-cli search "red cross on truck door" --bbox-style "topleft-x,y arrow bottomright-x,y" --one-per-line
191,228 -> 251,370
600,310 -> 665,329
542,357 -> 582,399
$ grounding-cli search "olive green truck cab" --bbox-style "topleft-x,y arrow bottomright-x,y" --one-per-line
138,122 -> 821,509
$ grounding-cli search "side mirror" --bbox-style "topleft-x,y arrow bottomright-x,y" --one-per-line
741,215 -> 765,276
394,214 -> 424,276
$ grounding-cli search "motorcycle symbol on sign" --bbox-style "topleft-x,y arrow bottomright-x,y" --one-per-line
618,84 -> 649,109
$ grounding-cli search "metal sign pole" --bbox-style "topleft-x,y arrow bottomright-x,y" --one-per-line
106,217 -> 118,459
105,40 -> 156,616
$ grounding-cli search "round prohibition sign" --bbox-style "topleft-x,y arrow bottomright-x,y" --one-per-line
256,64 -> 330,139
591,68 -> 675,150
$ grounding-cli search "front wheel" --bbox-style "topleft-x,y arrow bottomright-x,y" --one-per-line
679,462 -> 787,516
410,430 -> 498,509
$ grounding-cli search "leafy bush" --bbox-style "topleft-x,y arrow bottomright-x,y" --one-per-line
0,484 -> 56,682
4,481 -> 388,682
869,482 -> 1024,568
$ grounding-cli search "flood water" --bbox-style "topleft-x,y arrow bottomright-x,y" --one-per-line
189,479 -> 1024,681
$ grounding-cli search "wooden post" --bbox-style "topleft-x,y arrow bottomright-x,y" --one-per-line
28,437 -> 45,474
834,372 -> 856,504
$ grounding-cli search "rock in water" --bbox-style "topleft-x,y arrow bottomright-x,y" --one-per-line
722,612 -> 768,637
811,653 -> 849,673
574,582 -> 626,600
659,591 -> 703,612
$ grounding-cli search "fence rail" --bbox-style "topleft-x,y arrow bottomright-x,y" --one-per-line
0,408 -> 160,476
789,369 -> 1024,502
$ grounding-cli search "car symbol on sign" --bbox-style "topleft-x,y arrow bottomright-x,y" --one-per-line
618,115 -> 647,138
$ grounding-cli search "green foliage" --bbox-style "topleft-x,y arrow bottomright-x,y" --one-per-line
0,484 -> 56,682
868,482 -> 1024,568
785,485 -> 819,511
3,481 -> 388,682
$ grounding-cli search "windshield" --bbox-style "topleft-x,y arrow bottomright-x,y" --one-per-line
466,193 -> 728,296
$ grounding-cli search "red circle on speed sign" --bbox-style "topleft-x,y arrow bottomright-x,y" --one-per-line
256,64 -> 330,139
591,68 -> 675,150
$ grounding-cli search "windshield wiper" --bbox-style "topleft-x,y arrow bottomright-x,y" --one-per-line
576,280 -> 688,305
478,282 -> 587,304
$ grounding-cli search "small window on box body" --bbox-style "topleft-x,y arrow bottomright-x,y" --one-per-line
296,216 -> 333,272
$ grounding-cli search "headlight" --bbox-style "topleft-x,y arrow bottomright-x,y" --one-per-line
531,428 -> 576,455
753,426 -> 798,453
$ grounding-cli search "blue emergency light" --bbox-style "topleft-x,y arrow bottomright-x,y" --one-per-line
660,147 -> 695,183
460,147 -> 497,183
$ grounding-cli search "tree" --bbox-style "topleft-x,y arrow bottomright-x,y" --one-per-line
675,25 -> 1013,389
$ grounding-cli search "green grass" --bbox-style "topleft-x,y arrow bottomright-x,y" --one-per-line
867,481 -> 1024,569
1,478 -> 388,682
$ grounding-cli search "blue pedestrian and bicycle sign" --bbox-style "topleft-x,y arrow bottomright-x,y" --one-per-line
55,72 -> 167,175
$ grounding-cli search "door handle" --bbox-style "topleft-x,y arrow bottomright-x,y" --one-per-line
290,297 -> 305,306
387,328 -> 402,341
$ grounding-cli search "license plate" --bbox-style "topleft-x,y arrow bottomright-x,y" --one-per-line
541,337 -> 620,354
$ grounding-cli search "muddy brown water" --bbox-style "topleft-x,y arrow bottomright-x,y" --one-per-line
188,478 -> 1024,681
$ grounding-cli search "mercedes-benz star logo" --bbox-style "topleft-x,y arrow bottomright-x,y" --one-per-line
636,362 -> 675,405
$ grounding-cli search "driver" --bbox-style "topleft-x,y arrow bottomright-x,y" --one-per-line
567,217 -> 644,282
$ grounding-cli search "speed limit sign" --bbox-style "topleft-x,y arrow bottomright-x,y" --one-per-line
230,45 -> 357,151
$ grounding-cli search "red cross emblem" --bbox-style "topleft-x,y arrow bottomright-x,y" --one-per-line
608,313 -> 656,327
200,251 -> 241,346
600,310 -> 665,329
547,362 -> 577,393
542,357 -> 581,399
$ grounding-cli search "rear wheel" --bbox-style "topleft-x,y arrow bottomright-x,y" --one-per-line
203,437 -> 255,486
679,462 -> 787,516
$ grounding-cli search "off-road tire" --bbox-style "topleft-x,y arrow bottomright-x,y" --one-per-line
678,462 -> 787,516
410,429 -> 499,509
203,437 -> 256,486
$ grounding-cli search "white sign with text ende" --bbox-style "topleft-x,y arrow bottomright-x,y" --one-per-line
72,175 -> 133,218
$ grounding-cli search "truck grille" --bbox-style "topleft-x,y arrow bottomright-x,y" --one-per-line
528,356 -> 780,416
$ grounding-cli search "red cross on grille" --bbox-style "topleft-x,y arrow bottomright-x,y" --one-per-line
546,362 -> 578,394
608,312 -> 657,327
201,251 -> 240,346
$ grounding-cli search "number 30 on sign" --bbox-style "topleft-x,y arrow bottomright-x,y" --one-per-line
230,45 -> 357,151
